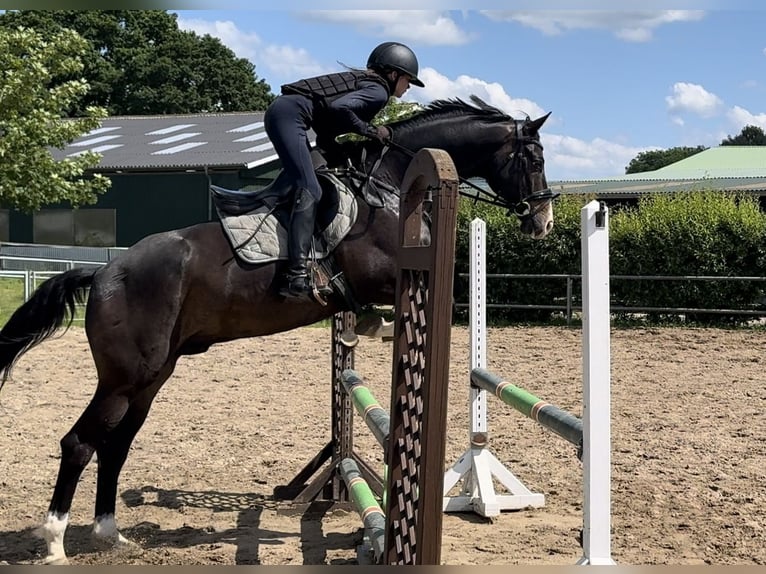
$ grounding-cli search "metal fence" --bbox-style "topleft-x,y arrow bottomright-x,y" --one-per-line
3,255 -> 766,326
455,272 -> 766,324
0,248 -> 117,323
0,242 -> 125,270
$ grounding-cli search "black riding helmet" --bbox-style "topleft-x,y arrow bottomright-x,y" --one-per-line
367,42 -> 425,87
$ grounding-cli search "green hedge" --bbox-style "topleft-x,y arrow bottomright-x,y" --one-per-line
453,190 -> 766,326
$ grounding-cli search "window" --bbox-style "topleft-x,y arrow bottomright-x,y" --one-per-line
33,211 -> 73,245
33,209 -> 116,246
74,209 -> 116,246
0,210 -> 9,242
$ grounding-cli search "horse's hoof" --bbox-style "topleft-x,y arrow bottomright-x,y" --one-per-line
115,535 -> 140,548
93,530 -> 139,548
113,537 -> 143,558
339,329 -> 359,348
354,315 -> 394,339
43,555 -> 70,565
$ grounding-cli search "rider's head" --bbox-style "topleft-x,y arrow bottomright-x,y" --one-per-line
367,42 -> 425,97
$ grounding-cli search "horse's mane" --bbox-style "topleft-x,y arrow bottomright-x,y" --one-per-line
334,95 -> 515,169
388,95 -> 513,131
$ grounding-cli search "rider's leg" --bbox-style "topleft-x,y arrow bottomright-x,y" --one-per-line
280,187 -> 320,298
264,96 -> 325,300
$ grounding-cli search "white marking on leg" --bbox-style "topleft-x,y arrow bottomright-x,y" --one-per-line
35,512 -> 69,565
93,514 -> 132,546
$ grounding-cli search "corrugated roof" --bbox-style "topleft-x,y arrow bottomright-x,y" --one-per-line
552,146 -> 766,197
50,112 -> 314,172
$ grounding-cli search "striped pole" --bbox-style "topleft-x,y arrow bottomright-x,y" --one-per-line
340,458 -> 386,563
470,367 -> 583,455
340,369 -> 390,452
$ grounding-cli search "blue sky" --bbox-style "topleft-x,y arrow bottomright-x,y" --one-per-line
173,9 -> 766,181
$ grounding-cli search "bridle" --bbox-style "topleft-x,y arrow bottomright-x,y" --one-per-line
382,120 -> 559,220
488,119 -> 559,219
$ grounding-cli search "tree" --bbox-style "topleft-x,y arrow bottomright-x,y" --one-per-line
0,26 -> 110,212
625,145 -> 707,174
720,125 -> 766,146
0,10 -> 274,116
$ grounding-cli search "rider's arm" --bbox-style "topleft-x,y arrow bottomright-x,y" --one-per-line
325,81 -> 389,139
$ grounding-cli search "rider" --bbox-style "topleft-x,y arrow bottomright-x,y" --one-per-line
264,41 -> 425,301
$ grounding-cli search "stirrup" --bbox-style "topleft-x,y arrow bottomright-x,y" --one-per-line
279,273 -> 331,305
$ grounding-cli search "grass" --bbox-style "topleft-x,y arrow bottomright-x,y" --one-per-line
0,277 -> 27,327
0,276 -> 86,329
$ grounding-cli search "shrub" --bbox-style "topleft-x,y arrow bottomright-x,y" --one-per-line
453,190 -> 766,326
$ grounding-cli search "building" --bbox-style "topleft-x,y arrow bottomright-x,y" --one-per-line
4,112 -> 306,248
550,146 -> 766,205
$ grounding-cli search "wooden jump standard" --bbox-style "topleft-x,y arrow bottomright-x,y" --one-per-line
278,148 -> 459,565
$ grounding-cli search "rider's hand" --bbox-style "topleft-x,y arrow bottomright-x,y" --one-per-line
374,126 -> 391,143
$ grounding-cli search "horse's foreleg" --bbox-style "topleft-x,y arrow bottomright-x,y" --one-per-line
37,393 -> 130,564
91,386 -> 161,555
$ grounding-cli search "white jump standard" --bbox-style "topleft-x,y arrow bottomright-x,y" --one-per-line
443,201 -> 615,565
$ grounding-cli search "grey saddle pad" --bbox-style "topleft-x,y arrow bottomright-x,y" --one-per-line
216,172 -> 358,264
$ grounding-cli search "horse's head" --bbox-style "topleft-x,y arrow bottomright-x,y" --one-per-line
484,110 -> 556,239
372,96 -> 557,239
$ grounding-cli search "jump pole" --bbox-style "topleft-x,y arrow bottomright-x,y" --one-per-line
443,218 -> 545,516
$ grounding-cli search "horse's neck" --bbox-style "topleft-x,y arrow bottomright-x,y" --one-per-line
389,123 -> 492,179
354,120 -> 495,190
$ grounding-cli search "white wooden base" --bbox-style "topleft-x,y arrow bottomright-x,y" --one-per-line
443,446 -> 545,517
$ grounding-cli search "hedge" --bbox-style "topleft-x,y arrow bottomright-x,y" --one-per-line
453,190 -> 766,326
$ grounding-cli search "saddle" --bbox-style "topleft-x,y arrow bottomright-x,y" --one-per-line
210,149 -> 393,310
210,168 -> 358,266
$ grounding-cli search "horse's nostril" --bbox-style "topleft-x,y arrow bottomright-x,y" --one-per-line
546,220 -> 554,233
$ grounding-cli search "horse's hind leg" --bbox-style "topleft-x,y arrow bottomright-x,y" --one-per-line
91,381 -> 166,553
37,391 -> 131,564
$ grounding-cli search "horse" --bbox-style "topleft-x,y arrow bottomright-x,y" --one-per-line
0,96 -> 554,564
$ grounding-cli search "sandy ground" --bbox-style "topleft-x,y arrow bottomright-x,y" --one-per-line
0,324 -> 764,565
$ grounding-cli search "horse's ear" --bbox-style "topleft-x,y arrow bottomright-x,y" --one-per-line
526,112 -> 552,133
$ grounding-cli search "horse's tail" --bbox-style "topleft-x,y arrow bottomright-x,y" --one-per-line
0,267 -> 98,390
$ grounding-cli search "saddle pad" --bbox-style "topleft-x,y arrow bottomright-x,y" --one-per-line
216,173 -> 358,264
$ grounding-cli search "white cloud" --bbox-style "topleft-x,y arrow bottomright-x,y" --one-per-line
405,68 -> 548,120
397,67 -> 645,180
175,13 -> 663,182
480,10 -> 705,42
665,82 -> 723,118
727,105 -> 766,131
543,133 -> 655,180
177,17 -> 330,84
300,11 -> 471,46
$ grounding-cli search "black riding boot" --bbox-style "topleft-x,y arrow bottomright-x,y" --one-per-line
280,188 -> 319,301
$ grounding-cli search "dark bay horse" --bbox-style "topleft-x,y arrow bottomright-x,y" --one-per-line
0,96 -> 554,564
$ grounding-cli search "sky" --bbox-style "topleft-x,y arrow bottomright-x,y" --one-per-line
171,8 -> 766,182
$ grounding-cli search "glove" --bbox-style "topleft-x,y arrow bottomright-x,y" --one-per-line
370,125 -> 391,143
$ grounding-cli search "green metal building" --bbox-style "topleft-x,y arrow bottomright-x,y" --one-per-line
550,146 -> 766,203
4,112 -> 292,248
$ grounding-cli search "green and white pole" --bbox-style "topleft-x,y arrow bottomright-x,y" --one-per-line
340,457 -> 386,563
